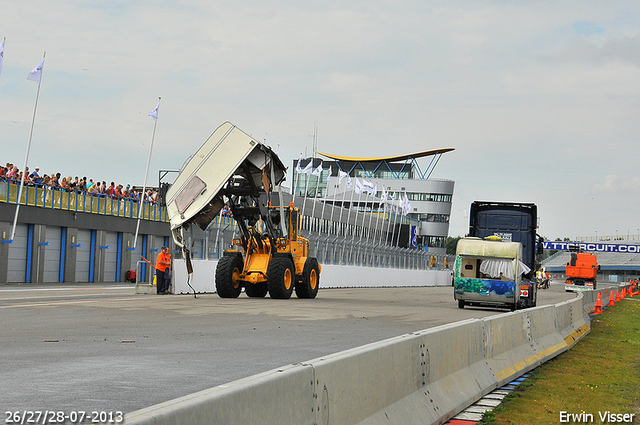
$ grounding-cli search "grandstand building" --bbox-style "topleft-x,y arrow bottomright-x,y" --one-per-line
292,148 -> 455,255
542,242 -> 640,283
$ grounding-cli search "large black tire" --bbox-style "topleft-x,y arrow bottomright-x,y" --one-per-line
458,300 -> 465,309
216,255 -> 243,298
245,282 -> 268,298
295,257 -> 320,299
267,256 -> 295,299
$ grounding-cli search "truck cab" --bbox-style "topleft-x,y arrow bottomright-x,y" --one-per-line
455,201 -> 542,311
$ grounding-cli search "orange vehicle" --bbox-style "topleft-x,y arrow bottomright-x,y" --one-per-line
565,249 -> 599,291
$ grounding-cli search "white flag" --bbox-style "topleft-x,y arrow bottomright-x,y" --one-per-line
148,101 -> 160,120
402,193 -> 412,216
346,175 -> 352,188
0,39 -> 4,75
380,186 -> 388,204
302,160 -> 313,175
362,179 -> 375,190
27,58 -> 44,83
338,170 -> 349,184
326,166 -> 332,184
312,163 -> 323,177
295,155 -> 303,173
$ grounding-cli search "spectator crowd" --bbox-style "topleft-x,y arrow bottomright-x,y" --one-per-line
0,162 -> 161,204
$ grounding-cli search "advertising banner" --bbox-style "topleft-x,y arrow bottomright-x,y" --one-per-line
542,241 -> 640,253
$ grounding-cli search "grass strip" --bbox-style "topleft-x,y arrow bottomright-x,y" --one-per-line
481,297 -> 640,425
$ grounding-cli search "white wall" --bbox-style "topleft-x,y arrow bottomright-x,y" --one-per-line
172,259 -> 453,294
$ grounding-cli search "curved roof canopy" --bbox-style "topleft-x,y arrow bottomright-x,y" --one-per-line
317,148 -> 455,163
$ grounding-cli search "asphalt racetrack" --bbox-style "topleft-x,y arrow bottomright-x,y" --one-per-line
1,282 -> 580,415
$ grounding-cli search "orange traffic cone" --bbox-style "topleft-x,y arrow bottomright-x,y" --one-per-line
621,287 -> 626,300
615,289 -> 621,302
594,293 -> 602,315
608,290 -> 616,307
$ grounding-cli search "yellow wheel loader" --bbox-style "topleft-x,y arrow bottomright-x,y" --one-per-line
165,122 -> 320,299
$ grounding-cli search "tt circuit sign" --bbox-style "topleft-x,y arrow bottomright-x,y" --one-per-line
542,241 -> 640,254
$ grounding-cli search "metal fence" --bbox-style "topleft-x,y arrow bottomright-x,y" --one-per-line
0,181 -> 168,222
182,215 -> 454,271
308,234 -> 451,270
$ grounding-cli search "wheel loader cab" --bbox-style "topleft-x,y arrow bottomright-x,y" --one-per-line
267,204 -> 299,242
287,206 -> 299,242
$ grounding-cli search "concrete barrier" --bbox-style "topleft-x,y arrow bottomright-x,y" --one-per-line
126,364 -> 316,425
126,292 -> 593,425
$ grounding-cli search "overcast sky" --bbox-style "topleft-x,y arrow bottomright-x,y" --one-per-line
2,1 -> 639,241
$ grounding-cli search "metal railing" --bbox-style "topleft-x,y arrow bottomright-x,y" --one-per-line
181,218 -> 454,271
0,181 -> 168,222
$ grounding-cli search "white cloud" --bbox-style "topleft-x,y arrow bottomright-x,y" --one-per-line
2,1 -> 640,240
594,174 -> 640,193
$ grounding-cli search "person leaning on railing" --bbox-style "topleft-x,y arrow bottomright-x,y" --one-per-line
0,159 -> 164,206
32,167 -> 42,184
7,164 -> 17,179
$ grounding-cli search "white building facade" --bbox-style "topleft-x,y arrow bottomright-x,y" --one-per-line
293,149 -> 455,255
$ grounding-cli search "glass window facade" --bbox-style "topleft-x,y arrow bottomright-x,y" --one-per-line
420,213 -> 450,223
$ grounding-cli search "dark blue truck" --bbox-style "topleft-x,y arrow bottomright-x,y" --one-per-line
454,202 -> 543,311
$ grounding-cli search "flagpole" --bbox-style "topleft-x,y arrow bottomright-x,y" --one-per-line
362,183 -> 377,241
319,166 -> 330,231
336,178 -> 348,238
11,51 -> 45,242
374,186 -> 385,245
366,192 -> 377,241
0,37 -> 5,77
395,211 -> 403,247
348,180 -> 364,258
319,181 -> 327,233
376,193 -> 386,245
395,194 -> 407,248
359,193 -> 369,241
292,155 -> 302,205
301,160 -> 309,214
134,97 -> 161,249
354,183 -> 364,243
395,196 -> 404,247
343,181 -> 356,238
327,168 -> 340,234
382,200 -> 393,246
389,197 -> 398,247
309,161 -> 323,234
